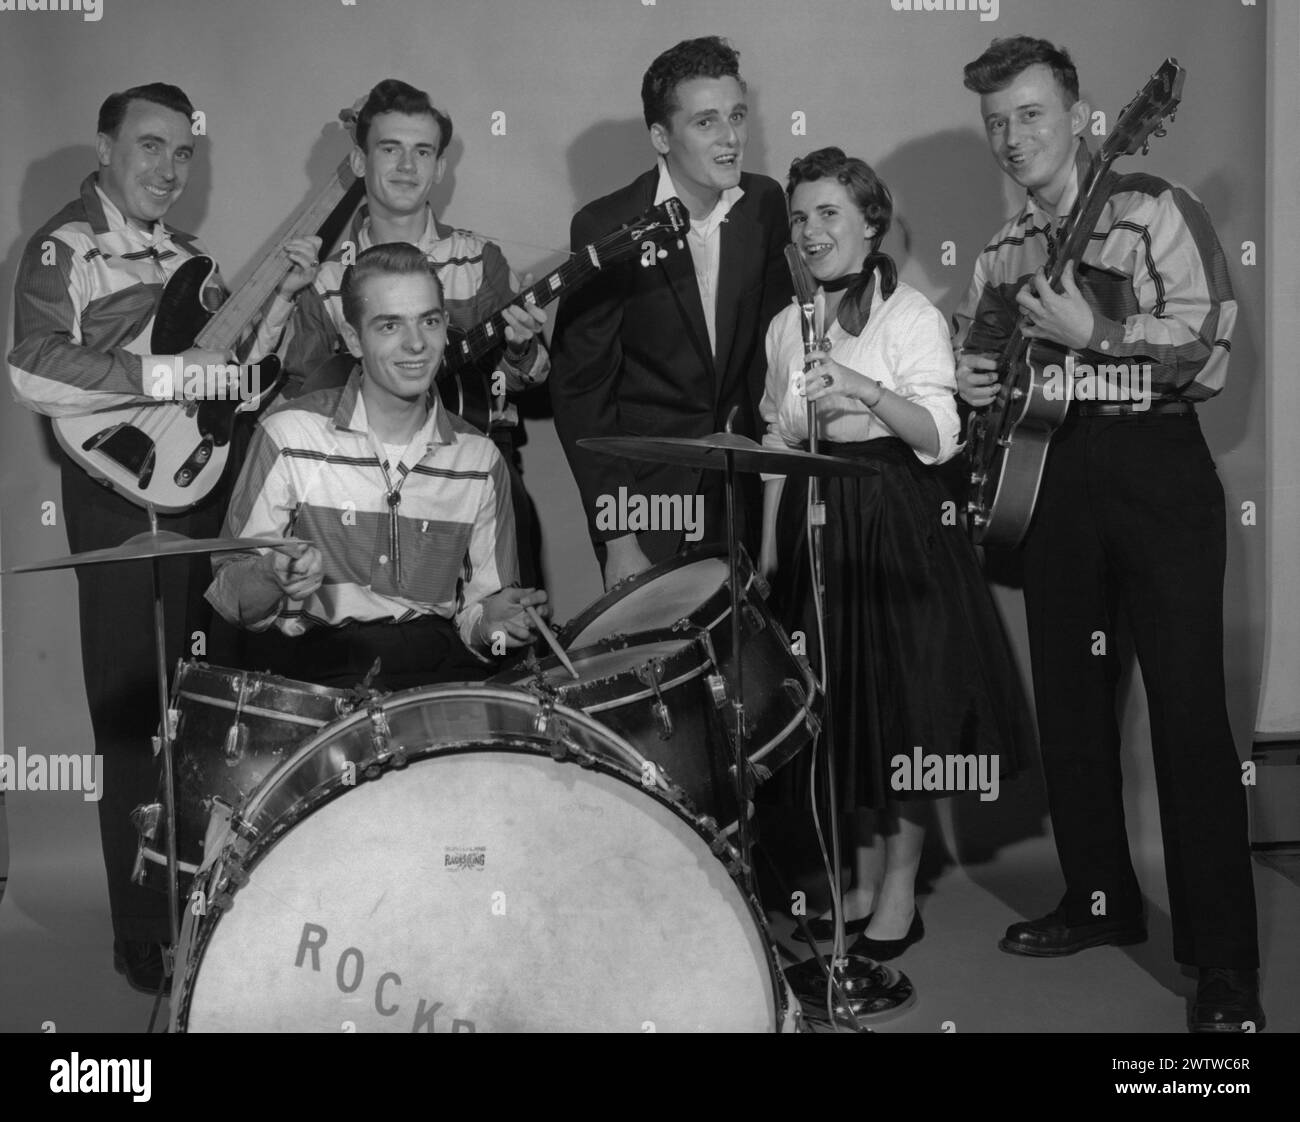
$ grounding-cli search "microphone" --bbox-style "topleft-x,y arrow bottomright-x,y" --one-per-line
784,246 -> 828,527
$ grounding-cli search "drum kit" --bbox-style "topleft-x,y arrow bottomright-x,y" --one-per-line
11,426 -> 917,1033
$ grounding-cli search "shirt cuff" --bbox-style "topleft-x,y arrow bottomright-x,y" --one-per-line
457,601 -> 494,663
1087,315 -> 1126,356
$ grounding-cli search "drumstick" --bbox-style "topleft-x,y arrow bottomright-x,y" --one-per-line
524,604 -> 579,680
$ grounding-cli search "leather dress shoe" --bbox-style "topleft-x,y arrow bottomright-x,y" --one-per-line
794,912 -> 873,944
999,909 -> 1146,957
113,939 -> 170,995
848,910 -> 924,961
1189,968 -> 1265,1033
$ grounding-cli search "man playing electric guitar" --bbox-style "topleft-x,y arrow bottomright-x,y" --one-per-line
6,83 -> 320,993
953,37 -> 1262,1032
279,79 -> 548,585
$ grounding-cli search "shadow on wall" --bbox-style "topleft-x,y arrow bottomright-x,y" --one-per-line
875,127 -> 1007,316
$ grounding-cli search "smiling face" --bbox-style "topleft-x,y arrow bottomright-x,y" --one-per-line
979,63 -> 1088,212
352,110 -> 446,222
650,76 -> 747,215
790,178 -> 874,284
95,99 -> 194,230
342,271 -> 447,414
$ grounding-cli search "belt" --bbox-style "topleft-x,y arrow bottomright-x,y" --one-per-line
1076,400 -> 1195,417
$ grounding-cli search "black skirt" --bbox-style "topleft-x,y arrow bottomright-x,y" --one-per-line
772,437 -> 1032,810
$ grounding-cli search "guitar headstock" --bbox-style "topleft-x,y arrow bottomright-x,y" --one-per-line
339,94 -> 368,146
588,198 -> 688,266
1102,58 -> 1186,160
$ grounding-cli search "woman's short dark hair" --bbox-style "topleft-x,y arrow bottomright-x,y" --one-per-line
786,147 -> 892,255
340,242 -> 444,331
641,36 -> 744,130
962,36 -> 1080,105
97,83 -> 194,137
354,78 -> 453,157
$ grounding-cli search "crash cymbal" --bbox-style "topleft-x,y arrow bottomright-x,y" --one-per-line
578,434 -> 880,478
10,533 -> 305,573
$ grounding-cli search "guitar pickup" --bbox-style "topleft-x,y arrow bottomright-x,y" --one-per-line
174,438 -> 214,488
82,423 -> 155,486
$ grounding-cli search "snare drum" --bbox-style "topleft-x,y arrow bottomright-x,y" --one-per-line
559,546 -> 819,780
131,662 -> 355,895
172,686 -> 795,1033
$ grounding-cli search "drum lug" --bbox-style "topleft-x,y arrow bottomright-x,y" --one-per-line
636,659 -> 674,740
782,677 -> 807,707
706,674 -> 728,708
131,801 -> 162,843
742,602 -> 766,634
223,721 -> 249,765
364,701 -> 406,773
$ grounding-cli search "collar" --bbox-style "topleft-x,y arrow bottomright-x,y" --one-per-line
1018,138 -> 1091,228
330,368 -> 455,449
653,157 -> 744,235
83,173 -> 172,248
356,204 -> 444,257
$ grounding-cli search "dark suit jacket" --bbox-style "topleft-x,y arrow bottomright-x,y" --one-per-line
550,167 -> 792,562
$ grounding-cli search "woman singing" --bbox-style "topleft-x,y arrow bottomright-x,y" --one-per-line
759,148 -> 1030,960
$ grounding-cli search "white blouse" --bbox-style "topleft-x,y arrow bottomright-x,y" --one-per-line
759,274 -> 961,472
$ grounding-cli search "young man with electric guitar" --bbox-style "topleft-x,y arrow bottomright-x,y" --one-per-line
953,37 -> 1262,1032
279,79 -> 549,585
6,83 -> 321,993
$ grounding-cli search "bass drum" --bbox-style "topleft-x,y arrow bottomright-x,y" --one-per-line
173,686 -> 796,1033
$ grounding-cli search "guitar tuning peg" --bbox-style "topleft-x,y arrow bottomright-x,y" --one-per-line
1142,141 -> 1151,156
675,239 -> 684,250
659,247 -> 669,260
1154,125 -> 1167,138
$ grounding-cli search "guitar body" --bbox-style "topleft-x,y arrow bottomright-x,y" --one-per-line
966,340 -> 1071,547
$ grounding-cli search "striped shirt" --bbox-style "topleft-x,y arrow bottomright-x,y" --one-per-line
952,141 -> 1236,402
7,173 -> 290,418
279,204 -> 548,424
206,371 -> 518,652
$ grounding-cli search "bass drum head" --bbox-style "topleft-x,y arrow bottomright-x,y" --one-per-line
180,687 -> 781,1032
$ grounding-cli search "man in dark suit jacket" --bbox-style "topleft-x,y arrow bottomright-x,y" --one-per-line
551,36 -> 791,589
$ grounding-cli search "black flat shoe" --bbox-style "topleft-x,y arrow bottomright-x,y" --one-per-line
848,911 -> 924,961
1189,968 -> 1265,1033
793,913 -> 874,944
999,908 -> 1146,957
113,939 -> 170,995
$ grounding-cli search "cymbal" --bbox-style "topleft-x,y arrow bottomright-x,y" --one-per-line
579,434 -> 880,478
10,533 -> 305,574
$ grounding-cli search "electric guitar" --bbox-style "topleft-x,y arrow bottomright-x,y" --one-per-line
53,143 -> 365,512
303,198 -> 689,429
964,58 -> 1186,548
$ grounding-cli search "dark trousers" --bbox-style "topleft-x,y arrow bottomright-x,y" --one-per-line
1021,410 -> 1258,968
61,464 -> 222,946
228,613 -> 489,693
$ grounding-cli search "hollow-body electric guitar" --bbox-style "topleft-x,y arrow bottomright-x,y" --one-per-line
964,58 -> 1186,548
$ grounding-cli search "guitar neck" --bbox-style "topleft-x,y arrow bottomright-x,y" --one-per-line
195,157 -> 360,352
1002,149 -> 1120,364
446,246 -> 608,372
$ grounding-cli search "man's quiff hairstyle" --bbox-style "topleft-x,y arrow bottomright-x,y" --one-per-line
641,36 -> 745,130
97,83 -> 195,137
354,78 -> 453,157
340,242 -> 445,331
963,36 -> 1080,106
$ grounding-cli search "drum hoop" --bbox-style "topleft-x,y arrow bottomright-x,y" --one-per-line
524,634 -> 713,705
173,690 -> 339,728
558,544 -> 754,647
174,685 -> 792,1033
